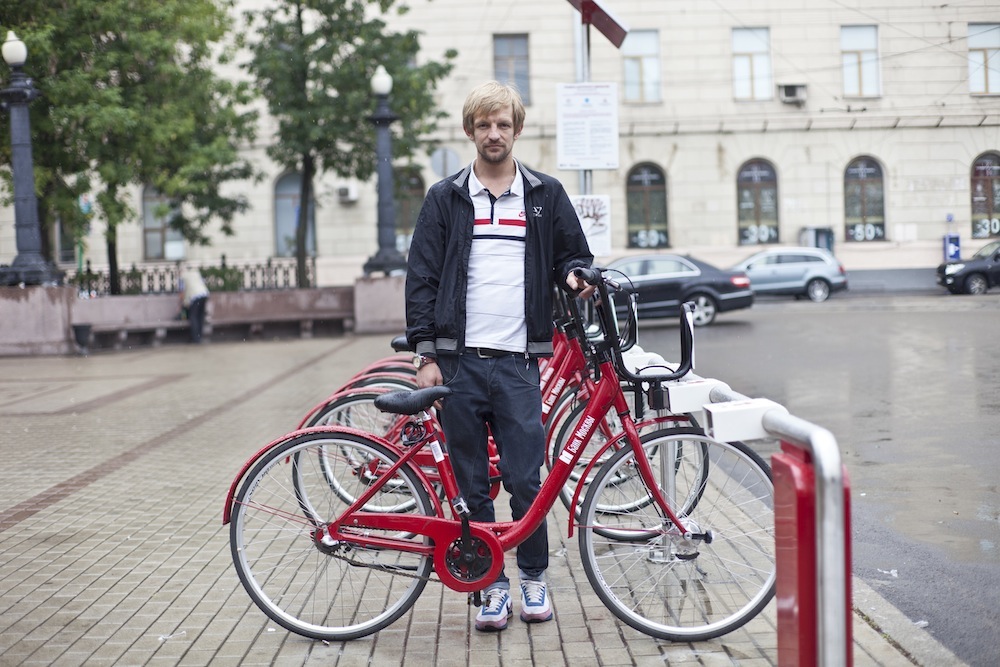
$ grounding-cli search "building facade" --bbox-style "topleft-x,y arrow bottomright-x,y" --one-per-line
2,0 -> 998,284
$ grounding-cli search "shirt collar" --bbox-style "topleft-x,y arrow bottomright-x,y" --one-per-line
467,160 -> 523,198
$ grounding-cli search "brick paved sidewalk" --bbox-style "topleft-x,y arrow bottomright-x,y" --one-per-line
0,335 -> 963,666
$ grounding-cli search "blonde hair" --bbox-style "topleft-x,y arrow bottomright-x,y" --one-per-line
462,81 -> 526,135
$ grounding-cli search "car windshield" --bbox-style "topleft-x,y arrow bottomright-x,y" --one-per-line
972,240 -> 1000,259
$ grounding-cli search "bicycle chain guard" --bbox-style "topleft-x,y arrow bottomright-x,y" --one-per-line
433,524 -> 504,592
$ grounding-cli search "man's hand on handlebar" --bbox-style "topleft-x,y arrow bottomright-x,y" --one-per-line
566,270 -> 597,299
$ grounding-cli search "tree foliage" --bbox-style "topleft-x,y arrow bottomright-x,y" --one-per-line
1,0 -> 259,293
240,0 -> 455,285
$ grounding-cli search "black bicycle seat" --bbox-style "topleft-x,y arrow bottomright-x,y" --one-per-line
390,335 -> 412,352
373,386 -> 452,415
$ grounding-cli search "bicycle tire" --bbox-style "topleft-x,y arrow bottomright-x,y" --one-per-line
230,430 -> 434,641
305,390 -> 402,432
577,429 -> 775,641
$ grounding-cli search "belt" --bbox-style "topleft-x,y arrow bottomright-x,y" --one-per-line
467,347 -> 518,358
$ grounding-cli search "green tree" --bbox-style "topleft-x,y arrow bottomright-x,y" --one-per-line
241,0 -> 455,287
0,0 -> 259,294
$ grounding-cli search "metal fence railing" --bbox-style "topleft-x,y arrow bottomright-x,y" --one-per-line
64,255 -> 317,296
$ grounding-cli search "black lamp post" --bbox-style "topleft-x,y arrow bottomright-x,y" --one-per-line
0,31 -> 62,286
362,65 -> 407,276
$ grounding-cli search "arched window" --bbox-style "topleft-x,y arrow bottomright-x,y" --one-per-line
394,167 -> 425,253
626,163 -> 669,248
844,157 -> 886,242
971,152 -> 1000,239
736,159 -> 779,245
142,186 -> 184,260
274,173 -> 315,258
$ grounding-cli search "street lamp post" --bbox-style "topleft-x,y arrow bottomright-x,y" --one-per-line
362,65 -> 407,276
0,31 -> 62,286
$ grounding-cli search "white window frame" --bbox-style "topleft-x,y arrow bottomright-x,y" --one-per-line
493,34 -> 531,105
622,30 -> 661,104
142,186 -> 184,261
968,23 -> 1000,95
841,25 -> 881,98
732,28 -> 772,101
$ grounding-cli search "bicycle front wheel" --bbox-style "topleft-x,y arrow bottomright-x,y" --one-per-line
578,430 -> 775,641
230,430 -> 435,641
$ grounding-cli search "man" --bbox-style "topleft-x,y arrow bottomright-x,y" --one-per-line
179,263 -> 210,343
405,81 -> 595,632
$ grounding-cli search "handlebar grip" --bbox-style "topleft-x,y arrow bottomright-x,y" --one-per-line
572,267 -> 603,286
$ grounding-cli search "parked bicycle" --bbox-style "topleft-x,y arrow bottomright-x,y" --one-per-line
223,269 -> 775,642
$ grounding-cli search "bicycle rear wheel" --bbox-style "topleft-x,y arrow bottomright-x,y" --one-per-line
230,430 -> 434,641
578,429 -> 775,641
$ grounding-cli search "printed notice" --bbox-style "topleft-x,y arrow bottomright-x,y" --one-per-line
556,83 -> 619,171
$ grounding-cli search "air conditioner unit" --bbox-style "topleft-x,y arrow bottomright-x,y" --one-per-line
778,84 -> 807,105
337,183 -> 359,204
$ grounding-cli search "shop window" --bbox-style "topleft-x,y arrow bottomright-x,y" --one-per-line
626,163 -> 669,248
971,153 -> 1000,238
844,157 -> 886,242
736,160 -> 779,245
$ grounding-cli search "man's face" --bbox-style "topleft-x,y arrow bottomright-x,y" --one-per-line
467,106 -> 520,165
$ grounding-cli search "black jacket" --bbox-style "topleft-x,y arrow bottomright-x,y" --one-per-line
405,162 -> 593,358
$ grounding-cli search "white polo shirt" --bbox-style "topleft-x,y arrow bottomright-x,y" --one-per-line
465,162 -> 527,352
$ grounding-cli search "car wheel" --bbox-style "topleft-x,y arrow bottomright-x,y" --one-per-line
965,273 -> 988,295
805,278 -> 831,302
688,293 -> 718,326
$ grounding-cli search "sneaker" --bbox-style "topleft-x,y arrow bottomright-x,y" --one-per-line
519,580 -> 553,623
475,587 -> 512,632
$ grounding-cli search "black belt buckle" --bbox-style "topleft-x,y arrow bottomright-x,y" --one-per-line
474,347 -> 505,358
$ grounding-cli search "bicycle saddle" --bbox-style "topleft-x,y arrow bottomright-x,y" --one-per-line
390,335 -> 412,352
374,386 -> 452,414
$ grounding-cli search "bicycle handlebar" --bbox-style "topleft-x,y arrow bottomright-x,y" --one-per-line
573,267 -> 695,384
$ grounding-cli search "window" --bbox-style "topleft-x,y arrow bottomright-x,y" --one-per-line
646,257 -> 695,276
394,167 -> 425,253
622,30 -> 661,103
142,186 -> 184,260
494,35 -> 531,104
732,28 -> 772,101
844,157 -> 885,242
971,153 -> 1000,238
737,160 -> 779,245
841,26 -> 881,97
626,163 -> 669,249
56,218 -> 76,264
968,24 -> 1000,95
274,172 -> 315,258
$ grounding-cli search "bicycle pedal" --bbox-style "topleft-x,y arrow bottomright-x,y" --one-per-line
468,591 -> 482,607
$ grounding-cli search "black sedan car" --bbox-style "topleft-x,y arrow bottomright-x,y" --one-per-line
936,239 -> 1000,295
605,254 -> 754,326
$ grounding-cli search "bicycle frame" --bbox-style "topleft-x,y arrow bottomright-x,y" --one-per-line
314,275 -> 696,593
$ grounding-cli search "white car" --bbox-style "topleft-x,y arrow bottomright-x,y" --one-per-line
731,247 -> 848,302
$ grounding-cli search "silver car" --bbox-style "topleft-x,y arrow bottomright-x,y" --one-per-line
731,247 -> 848,302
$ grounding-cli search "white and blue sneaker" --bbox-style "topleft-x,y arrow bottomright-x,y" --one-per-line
475,587 -> 512,632
519,580 -> 553,623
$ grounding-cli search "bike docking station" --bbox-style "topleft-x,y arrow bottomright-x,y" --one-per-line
626,345 -> 852,667
702,384 -> 851,666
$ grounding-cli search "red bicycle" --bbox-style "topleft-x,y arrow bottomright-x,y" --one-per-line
224,269 -> 775,642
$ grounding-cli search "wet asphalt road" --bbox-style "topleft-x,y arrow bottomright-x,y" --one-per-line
640,290 -> 1000,667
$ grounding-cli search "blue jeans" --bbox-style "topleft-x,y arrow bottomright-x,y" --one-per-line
436,353 -> 547,588
188,296 -> 208,343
